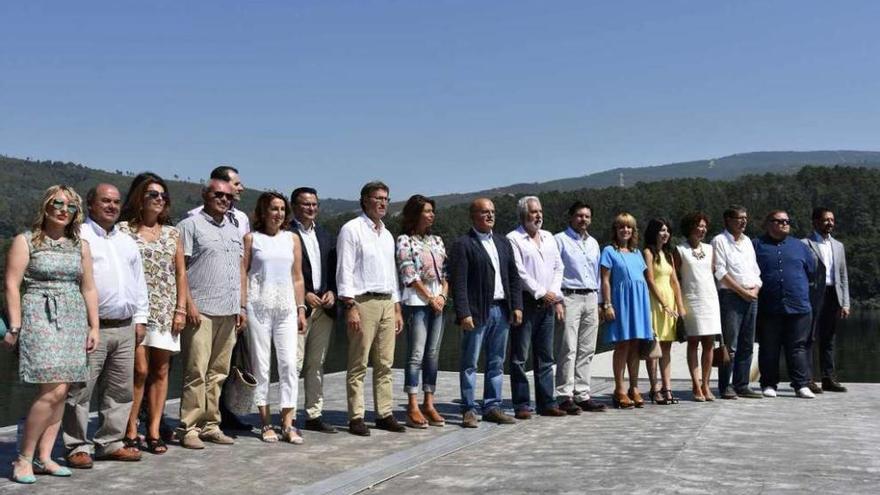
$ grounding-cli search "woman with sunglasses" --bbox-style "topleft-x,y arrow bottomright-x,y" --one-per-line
599,213 -> 654,409
3,185 -> 100,483
241,192 -> 308,443
118,174 -> 188,454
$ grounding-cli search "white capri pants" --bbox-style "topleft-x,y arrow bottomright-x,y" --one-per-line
246,307 -> 299,409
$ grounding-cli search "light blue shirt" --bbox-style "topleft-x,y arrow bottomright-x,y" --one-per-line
554,227 -> 601,298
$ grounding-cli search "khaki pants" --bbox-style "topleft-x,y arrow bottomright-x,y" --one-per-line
298,308 -> 335,420
178,314 -> 237,434
347,296 -> 396,420
63,324 -> 135,456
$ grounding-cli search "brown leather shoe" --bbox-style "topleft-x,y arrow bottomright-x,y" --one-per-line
420,405 -> 446,427
66,452 -> 94,469
98,447 -> 142,462
348,418 -> 371,436
375,414 -> 406,433
558,399 -> 582,415
576,398 -> 607,412
482,408 -> 515,425
538,406 -> 567,417
461,410 -> 479,428
514,409 -> 532,420
807,381 -> 824,395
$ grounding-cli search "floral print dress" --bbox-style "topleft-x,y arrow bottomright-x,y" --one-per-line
18,231 -> 89,383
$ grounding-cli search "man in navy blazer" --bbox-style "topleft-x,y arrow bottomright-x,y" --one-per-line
290,187 -> 339,432
801,207 -> 850,393
450,198 -> 523,428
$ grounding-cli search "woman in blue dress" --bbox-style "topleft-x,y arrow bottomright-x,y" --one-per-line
3,185 -> 100,483
600,212 -> 654,409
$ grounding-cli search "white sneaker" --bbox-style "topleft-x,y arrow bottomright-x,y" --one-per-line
796,387 -> 816,399
762,387 -> 777,398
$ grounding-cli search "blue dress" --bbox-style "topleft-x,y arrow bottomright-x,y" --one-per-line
600,246 -> 653,343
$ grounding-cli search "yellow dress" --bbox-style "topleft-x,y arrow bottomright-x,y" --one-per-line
648,253 -> 677,342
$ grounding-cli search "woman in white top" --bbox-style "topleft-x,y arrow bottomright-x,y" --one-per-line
673,212 -> 722,402
242,192 -> 307,443
396,195 -> 448,429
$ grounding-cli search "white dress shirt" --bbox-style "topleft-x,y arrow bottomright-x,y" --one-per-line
507,225 -> 563,300
711,230 -> 763,290
80,218 -> 150,323
188,205 -> 250,238
336,213 -> 400,302
814,231 -> 835,286
295,220 -> 322,291
474,229 -> 506,300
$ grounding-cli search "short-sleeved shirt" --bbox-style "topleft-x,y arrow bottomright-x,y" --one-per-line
176,210 -> 243,316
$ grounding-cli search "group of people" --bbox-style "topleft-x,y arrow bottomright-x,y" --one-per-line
2,166 -> 851,484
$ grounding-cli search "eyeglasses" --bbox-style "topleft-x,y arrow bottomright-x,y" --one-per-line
49,199 -> 78,214
770,218 -> 791,225
211,191 -> 236,201
145,190 -> 170,202
369,196 -> 390,203
298,202 -> 319,208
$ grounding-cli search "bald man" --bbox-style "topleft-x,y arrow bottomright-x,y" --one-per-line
64,183 -> 149,467
450,198 -> 523,428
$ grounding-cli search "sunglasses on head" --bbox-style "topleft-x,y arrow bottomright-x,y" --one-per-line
211,191 -> 236,201
49,199 -> 78,214
145,190 -> 170,202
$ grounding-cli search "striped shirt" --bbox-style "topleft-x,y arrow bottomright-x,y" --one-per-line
177,210 -> 243,316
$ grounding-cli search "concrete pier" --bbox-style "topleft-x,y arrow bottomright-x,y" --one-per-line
0,356 -> 877,494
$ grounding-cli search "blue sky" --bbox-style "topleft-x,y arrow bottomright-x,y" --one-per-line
2,1 -> 878,199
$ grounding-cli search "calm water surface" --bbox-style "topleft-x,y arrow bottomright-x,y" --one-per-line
2,308 -> 878,426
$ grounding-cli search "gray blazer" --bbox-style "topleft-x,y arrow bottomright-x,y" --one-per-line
802,232 -> 850,310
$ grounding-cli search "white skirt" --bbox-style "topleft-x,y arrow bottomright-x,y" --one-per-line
142,325 -> 181,353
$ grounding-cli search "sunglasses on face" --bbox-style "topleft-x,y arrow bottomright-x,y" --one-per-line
211,191 -> 235,201
771,218 -> 791,225
145,190 -> 170,202
49,199 -> 78,214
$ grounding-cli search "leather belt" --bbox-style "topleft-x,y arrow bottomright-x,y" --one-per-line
562,288 -> 597,295
357,292 -> 392,301
99,317 -> 132,328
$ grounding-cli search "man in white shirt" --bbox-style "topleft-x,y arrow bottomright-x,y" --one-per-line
63,184 -> 149,467
554,201 -> 606,413
506,196 -> 566,418
711,205 -> 763,400
337,181 -> 404,436
187,165 -> 250,237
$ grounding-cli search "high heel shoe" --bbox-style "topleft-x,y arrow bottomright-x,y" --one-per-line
32,458 -> 72,477
652,388 -> 670,405
612,391 -> 634,409
628,388 -> 645,408
692,385 -> 706,402
661,388 -> 679,404
702,386 -> 715,402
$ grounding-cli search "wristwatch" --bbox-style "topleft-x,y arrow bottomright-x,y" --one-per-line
344,300 -> 357,310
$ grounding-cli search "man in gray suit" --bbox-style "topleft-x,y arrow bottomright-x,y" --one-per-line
802,207 -> 850,393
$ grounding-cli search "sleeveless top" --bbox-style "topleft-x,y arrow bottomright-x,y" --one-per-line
247,231 -> 296,319
117,222 -> 179,333
676,242 -> 722,336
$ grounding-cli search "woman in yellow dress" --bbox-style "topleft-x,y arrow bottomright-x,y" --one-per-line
643,218 -> 686,405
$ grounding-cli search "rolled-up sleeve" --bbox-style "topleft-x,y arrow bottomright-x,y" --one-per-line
712,237 -> 729,281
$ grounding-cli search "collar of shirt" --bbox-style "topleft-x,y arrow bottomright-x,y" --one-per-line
85,217 -> 118,238
294,218 -> 316,234
360,212 -> 385,233
723,229 -> 748,245
811,231 -> 833,243
565,226 -> 592,242
472,228 -> 493,241
199,209 -> 227,227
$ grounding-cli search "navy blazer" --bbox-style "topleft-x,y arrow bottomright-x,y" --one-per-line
291,221 -> 337,318
449,229 -> 523,327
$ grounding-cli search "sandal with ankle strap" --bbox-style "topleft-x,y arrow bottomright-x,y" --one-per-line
144,436 -> 168,454
661,388 -> 680,404
260,425 -> 279,443
281,426 -> 304,445
651,388 -> 670,405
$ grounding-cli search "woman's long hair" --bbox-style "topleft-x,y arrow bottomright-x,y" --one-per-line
252,191 -> 291,234
643,217 -> 673,265
31,185 -> 84,247
120,173 -> 171,228
401,194 -> 436,236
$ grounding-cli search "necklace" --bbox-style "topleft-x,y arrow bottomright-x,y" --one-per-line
691,244 -> 706,260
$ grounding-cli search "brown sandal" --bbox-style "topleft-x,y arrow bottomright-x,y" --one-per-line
406,406 -> 428,429
420,405 -> 445,427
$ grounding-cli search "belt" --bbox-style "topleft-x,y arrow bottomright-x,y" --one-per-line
562,288 -> 597,295
99,317 -> 132,328
356,292 -> 392,301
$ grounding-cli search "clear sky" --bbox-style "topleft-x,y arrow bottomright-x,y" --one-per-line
2,1 -> 878,199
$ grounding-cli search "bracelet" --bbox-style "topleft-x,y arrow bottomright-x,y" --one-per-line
438,294 -> 448,301
240,306 -> 248,313
174,308 -> 186,315
297,304 -> 307,311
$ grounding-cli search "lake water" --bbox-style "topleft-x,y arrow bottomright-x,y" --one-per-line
1,308 -> 878,426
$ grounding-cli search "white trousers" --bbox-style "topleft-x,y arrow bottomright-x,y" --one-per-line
247,307 -> 299,409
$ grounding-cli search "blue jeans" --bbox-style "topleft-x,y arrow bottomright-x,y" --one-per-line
718,290 -> 758,394
460,303 -> 509,414
510,298 -> 557,412
403,305 -> 445,394
757,312 -> 812,390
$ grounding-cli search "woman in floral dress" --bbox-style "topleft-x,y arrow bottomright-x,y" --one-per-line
396,195 -> 448,428
119,174 -> 188,454
4,185 -> 99,483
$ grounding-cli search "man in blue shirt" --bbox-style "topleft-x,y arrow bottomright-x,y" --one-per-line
753,210 -> 816,399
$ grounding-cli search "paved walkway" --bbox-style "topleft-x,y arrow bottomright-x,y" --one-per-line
0,363 -> 876,494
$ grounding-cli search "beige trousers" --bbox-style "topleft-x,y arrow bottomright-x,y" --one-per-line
178,314 -> 237,434
297,308 -> 335,419
346,296 -> 396,420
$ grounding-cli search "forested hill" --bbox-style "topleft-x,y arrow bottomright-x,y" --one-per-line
323,166 -> 880,304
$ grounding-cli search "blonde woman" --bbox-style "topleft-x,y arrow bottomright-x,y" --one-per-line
599,213 -> 653,409
3,185 -> 99,483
